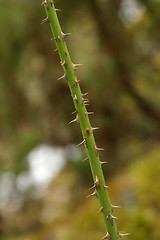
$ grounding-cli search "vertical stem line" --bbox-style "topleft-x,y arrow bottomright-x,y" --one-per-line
42,1 -> 121,239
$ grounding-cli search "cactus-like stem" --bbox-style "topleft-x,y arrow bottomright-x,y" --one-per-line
42,1 -> 125,239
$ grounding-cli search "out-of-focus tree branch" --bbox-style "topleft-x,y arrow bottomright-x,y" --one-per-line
89,0 -> 160,127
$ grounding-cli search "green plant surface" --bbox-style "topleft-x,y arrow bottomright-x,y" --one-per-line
41,1 -> 127,239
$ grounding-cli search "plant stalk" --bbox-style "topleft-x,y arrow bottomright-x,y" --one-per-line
41,1 -> 125,239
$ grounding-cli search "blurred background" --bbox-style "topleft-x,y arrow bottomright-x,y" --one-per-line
0,0 -> 160,239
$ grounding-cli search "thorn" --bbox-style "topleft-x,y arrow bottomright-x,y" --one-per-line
87,189 -> 97,198
109,212 -> 117,220
97,207 -> 103,214
71,109 -> 77,115
84,100 -> 90,104
53,48 -> 58,52
82,157 -> 89,162
111,204 -> 121,212
58,73 -> 66,80
73,79 -> 80,87
82,92 -> 89,97
73,63 -> 83,70
101,232 -> 110,240
118,233 -> 130,238
41,16 -> 49,24
104,185 -> 109,189
41,1 -> 46,7
58,35 -> 61,41
69,115 -> 79,124
60,60 -> 65,66
41,0 -> 49,9
89,175 -> 100,190
94,145 -> 104,156
55,8 -> 61,12
89,184 -> 96,190
95,175 -> 100,189
87,112 -> 94,115
60,60 -> 68,69
95,146 -> 104,151
74,95 -> 78,103
61,31 -> 72,41
82,97 -> 89,101
92,127 -> 100,131
77,139 -> 86,147
51,37 -> 57,41
106,211 -> 117,225
100,161 -> 107,165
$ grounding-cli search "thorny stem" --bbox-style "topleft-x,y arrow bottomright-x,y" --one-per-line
41,1 -> 127,239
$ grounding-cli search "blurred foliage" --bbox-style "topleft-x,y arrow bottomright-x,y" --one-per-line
2,147 -> 160,240
0,0 -> 160,239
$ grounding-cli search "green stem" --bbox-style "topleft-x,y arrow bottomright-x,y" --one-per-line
42,1 -> 123,239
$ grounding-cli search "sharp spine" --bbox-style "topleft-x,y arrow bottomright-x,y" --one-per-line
95,175 -> 100,189
97,207 -> 103,214
82,157 -> 89,162
92,127 -> 100,131
41,0 -> 46,6
74,79 -> 80,87
82,92 -> 89,97
77,139 -> 86,146
87,112 -> 94,115
51,37 -> 57,41
69,115 -> 79,124
111,204 -> 121,212
41,16 -> 49,24
96,146 -> 104,151
87,189 -> 97,198
101,232 -> 110,240
82,97 -> 89,101
106,211 -> 117,225
89,175 -> 100,190
89,184 -> 96,190
95,145 -> 104,151
61,31 -> 72,41
55,8 -> 61,12
41,0 -> 49,9
58,73 -> 66,80
60,60 -> 68,69
71,109 -> 77,115
73,63 -> 83,70
104,185 -> 109,189
100,161 -> 107,165
74,95 -> 78,103
84,100 -> 90,104
60,60 -> 65,66
118,233 -> 130,238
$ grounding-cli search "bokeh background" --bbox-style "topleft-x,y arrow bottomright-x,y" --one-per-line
0,0 -> 160,239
